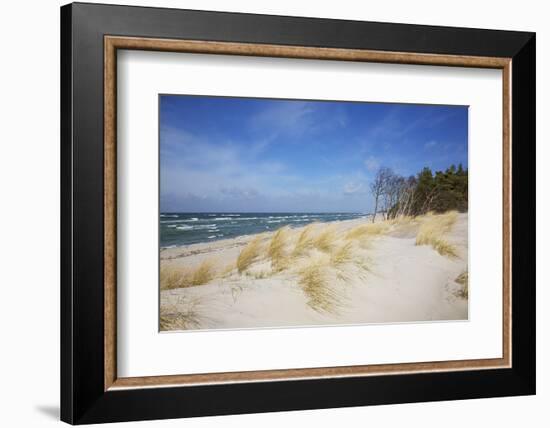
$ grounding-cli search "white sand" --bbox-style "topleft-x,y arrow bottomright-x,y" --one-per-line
161,214 -> 468,330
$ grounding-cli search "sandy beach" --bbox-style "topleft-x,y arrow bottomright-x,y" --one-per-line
160,212 -> 468,331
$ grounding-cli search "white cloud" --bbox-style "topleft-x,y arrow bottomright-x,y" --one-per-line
424,140 -> 437,149
251,102 -> 315,136
343,181 -> 364,195
220,186 -> 260,200
364,156 -> 380,172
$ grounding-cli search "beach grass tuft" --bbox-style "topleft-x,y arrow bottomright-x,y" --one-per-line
313,226 -> 337,252
268,226 -> 290,271
415,211 -> 459,258
236,236 -> 264,273
160,265 -> 191,290
190,259 -> 216,286
292,223 -> 317,257
330,241 -> 355,266
345,222 -> 389,241
298,258 -> 341,313
160,297 -> 202,330
388,215 -> 415,227
160,259 -> 217,290
455,271 -> 469,299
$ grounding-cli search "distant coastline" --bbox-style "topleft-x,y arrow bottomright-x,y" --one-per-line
160,212 -> 371,248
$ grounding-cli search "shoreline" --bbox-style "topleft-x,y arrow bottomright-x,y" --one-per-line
160,216 -> 372,264
160,212 -> 373,251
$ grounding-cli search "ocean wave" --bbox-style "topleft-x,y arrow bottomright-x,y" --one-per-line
174,224 -> 218,231
175,225 -> 193,230
161,213 -> 372,246
160,218 -> 198,224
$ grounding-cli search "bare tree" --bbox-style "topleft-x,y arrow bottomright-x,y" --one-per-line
370,167 -> 393,222
395,176 -> 417,217
382,173 -> 404,219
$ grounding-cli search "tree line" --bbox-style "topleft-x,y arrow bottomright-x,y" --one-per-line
370,164 -> 468,222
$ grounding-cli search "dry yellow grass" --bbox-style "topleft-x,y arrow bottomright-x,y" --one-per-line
160,265 -> 191,290
424,237 -> 457,258
415,211 -> 459,258
292,223 -> 317,257
222,263 -> 235,277
313,226 -> 337,252
345,222 -> 389,241
298,258 -> 342,313
190,259 -> 216,286
236,236 -> 263,273
160,259 -> 218,290
268,226 -> 290,271
160,297 -> 202,330
330,241 -> 355,266
388,215 -> 414,226
455,271 -> 468,299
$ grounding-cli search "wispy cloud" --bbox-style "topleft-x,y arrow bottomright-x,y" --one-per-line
343,181 -> 366,195
364,156 -> 380,172
424,140 -> 437,149
220,186 -> 260,200
251,101 -> 315,136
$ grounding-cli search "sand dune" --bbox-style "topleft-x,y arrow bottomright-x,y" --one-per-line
160,212 -> 468,331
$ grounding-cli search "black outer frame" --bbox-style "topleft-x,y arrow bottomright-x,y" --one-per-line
60,2 -> 535,424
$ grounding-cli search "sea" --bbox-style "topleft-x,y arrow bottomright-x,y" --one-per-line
160,212 -> 370,248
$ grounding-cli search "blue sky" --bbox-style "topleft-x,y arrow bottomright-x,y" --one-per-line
160,95 -> 468,213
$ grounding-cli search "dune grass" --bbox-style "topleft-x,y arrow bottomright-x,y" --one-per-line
236,236 -> 264,273
330,241 -> 355,266
345,222 -> 389,242
313,226 -> 337,252
160,258 -> 217,290
160,297 -> 202,330
268,226 -> 290,271
298,258 -> 342,314
416,230 -> 458,257
415,211 -> 459,258
292,223 -> 317,257
160,265 -> 191,290
388,215 -> 416,227
190,259 -> 216,286
455,271 -> 468,299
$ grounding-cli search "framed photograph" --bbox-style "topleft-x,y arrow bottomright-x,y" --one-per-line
61,2 -> 535,424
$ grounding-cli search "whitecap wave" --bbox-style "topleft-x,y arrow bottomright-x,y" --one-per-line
161,218 -> 198,224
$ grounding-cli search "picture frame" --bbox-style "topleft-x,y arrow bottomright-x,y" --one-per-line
60,2 -> 535,424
